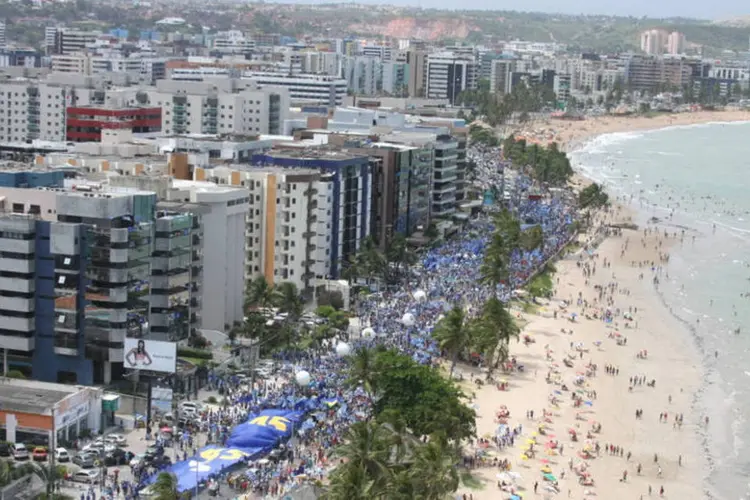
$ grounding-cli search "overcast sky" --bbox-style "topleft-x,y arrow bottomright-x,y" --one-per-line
281,0 -> 745,20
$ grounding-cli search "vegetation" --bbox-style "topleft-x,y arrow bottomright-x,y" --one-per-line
503,136 -> 574,186
578,183 -> 610,209
526,264 -> 556,300
468,124 -> 499,147
460,80 -> 556,127
432,306 -> 473,377
176,347 -> 213,360
151,472 -> 179,500
342,235 -> 417,286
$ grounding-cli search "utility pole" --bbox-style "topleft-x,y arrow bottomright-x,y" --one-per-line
48,406 -> 56,497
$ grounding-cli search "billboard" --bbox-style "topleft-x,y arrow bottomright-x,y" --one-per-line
124,338 -> 177,373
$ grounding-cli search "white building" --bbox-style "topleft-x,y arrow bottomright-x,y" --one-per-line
242,72 -> 347,107
212,31 -> 256,54
640,29 -> 668,56
490,58 -> 515,95
667,31 -> 686,55
426,52 -> 477,104
135,79 -> 289,136
342,56 -> 382,96
167,181 -> 249,331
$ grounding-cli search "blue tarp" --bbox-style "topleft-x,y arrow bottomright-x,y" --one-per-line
164,445 -> 262,493
162,409 -> 303,492
226,409 -> 303,450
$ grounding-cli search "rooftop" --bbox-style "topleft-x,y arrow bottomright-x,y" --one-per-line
0,378 -> 85,414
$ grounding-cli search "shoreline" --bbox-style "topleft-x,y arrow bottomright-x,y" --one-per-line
454,117 -> 719,499
512,109 -> 750,154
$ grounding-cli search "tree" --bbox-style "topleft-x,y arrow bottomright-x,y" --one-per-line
272,282 -> 303,322
431,306 -> 473,377
370,349 -> 475,441
245,275 -> 275,311
347,346 -> 381,400
385,234 -> 417,277
578,183 -> 609,209
151,472 -> 179,500
473,296 -> 520,374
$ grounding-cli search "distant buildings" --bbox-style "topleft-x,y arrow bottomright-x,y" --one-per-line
640,29 -> 687,56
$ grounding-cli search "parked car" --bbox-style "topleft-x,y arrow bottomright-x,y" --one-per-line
146,455 -> 172,468
12,444 -> 28,460
71,470 -> 99,484
0,443 -> 11,457
144,444 -> 164,459
72,452 -> 97,469
54,448 -> 70,463
31,447 -> 47,461
129,453 -> 146,468
105,434 -> 127,447
104,448 -> 131,466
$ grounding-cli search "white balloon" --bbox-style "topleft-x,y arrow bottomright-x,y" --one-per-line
402,313 -> 416,327
361,327 -> 376,339
335,342 -> 351,357
413,290 -> 427,302
295,370 -> 311,387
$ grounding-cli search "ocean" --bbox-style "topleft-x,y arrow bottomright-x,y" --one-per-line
570,121 -> 750,500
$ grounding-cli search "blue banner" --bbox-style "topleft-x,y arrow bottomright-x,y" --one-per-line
226,409 -> 303,450
161,409 -> 303,492
164,445 -> 261,492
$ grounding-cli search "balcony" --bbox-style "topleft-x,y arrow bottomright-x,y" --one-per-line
0,258 -> 33,273
0,333 -> 34,352
192,234 -> 201,246
0,315 -> 34,332
0,276 -> 33,294
155,235 -> 191,252
0,296 -> 33,313
151,273 -> 191,290
0,239 -> 34,254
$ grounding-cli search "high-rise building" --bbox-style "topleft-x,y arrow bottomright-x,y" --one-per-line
242,72 -> 347,107
490,58 -> 515,95
667,31 -> 686,55
426,52 -> 477,104
640,29 -> 668,56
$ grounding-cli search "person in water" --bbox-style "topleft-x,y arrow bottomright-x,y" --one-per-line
125,339 -> 152,368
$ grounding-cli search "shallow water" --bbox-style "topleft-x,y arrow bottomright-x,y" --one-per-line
570,121 -> 750,500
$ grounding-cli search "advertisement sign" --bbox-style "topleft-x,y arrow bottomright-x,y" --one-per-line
151,387 -> 174,414
124,338 -> 176,373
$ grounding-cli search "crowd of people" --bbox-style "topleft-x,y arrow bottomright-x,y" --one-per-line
129,148 -> 579,499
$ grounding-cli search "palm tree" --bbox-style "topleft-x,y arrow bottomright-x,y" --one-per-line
31,463 -> 63,497
409,438 -> 460,499
325,463 -> 378,500
272,281 -> 303,322
336,420 -> 391,489
385,234 -> 417,278
432,306 -> 473,377
347,346 -> 380,400
151,472 -> 179,500
521,224 -> 544,252
474,296 -> 520,376
245,275 -> 275,311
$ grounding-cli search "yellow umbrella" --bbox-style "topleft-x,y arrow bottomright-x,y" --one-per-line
526,439 -> 536,444
541,466 -> 552,474
531,432 -> 538,437
521,445 -> 531,451
520,454 -> 529,460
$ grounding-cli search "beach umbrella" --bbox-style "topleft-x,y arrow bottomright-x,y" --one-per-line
520,454 -> 529,460
335,342 -> 351,357
295,370 -> 311,386
413,290 -> 427,302
543,473 -> 557,482
361,327 -> 375,339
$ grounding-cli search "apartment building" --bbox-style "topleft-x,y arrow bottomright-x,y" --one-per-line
342,56 -> 382,96
242,72 -> 347,107
199,166 -> 327,293
211,31 -> 256,55
166,180 -> 248,331
382,62 -> 409,96
66,105 -> 162,142
623,54 -> 692,91
48,28 -> 101,56
425,52 -> 477,104
251,150 -> 372,279
0,184 -> 157,385
490,58 -> 515,95
133,79 -> 288,136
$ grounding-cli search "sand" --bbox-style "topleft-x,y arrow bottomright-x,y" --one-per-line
511,109 -> 750,153
454,206 -> 706,499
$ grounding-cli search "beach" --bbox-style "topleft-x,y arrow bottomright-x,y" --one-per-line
452,112 -> 730,499
511,109 -> 750,152
455,207 -> 705,499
